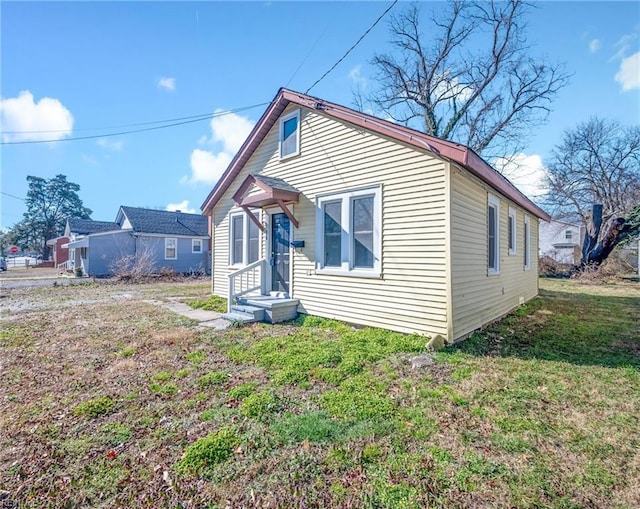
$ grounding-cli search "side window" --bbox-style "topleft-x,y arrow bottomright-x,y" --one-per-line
488,194 -> 500,274
192,239 -> 203,253
165,238 -> 177,260
508,207 -> 517,255
524,215 -> 531,270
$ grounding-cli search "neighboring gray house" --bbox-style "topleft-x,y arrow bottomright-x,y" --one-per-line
538,220 -> 583,264
64,206 -> 210,276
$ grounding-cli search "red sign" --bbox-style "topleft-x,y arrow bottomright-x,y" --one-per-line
9,245 -> 19,254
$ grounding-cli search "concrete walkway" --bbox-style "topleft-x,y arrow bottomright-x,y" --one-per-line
158,299 -> 232,330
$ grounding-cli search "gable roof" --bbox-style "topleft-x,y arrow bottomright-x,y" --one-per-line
201,88 -> 550,221
67,218 -> 120,235
117,206 -> 208,237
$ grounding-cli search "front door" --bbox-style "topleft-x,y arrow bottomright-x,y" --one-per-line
271,213 -> 290,293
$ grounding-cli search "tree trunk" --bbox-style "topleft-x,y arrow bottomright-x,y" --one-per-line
581,204 -> 626,268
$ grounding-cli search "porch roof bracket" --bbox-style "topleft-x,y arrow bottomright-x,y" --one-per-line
241,205 -> 265,232
276,199 -> 299,229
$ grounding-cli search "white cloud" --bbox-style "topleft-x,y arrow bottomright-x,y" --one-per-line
0,90 -> 73,142
187,148 -> 233,185
157,77 -> 176,91
589,38 -> 601,53
493,153 -> 547,199
97,138 -> 124,151
166,200 -> 196,214
183,111 -> 255,185
610,33 -> 637,62
615,51 -> 640,91
348,65 -> 368,89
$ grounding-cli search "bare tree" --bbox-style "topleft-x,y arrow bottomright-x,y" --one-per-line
544,118 -> 640,267
361,1 -> 569,157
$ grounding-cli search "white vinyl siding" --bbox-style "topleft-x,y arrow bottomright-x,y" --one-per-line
279,109 -> 300,159
316,186 -> 381,277
165,238 -> 177,260
212,105 -> 448,337
450,166 -> 539,340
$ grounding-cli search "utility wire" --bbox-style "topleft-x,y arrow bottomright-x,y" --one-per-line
1,102 -> 270,145
305,0 -> 398,94
1,191 -> 25,201
1,111 -> 217,135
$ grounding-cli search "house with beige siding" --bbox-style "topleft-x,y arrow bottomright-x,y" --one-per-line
201,88 -> 550,342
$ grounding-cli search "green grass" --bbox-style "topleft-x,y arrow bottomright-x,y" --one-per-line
187,295 -> 227,313
3,278 -> 639,508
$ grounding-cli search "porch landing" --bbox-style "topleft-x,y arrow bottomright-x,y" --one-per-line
223,295 -> 299,324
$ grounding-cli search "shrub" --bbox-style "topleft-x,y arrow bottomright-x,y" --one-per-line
73,396 -> 115,418
175,428 -> 239,476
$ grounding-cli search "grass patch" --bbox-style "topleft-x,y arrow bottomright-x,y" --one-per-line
176,427 -> 239,476
198,371 -> 227,389
73,396 -> 115,418
187,295 -> 227,313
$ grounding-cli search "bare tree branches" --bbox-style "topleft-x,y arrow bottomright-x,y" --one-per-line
362,1 -> 570,157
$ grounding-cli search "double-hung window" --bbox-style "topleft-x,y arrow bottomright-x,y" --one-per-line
192,239 -> 203,254
279,110 -> 300,159
508,207 -> 517,255
523,215 -> 531,270
487,194 -> 500,274
316,185 -> 381,277
165,238 -> 177,260
229,211 -> 260,266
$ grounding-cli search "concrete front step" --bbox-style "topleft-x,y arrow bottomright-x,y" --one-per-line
236,295 -> 300,324
230,304 -> 265,322
221,311 -> 258,323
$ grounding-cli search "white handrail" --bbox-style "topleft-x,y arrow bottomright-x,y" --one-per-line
57,260 -> 73,271
227,259 -> 266,313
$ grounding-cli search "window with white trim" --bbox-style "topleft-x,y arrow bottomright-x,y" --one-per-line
524,215 -> 531,270
192,239 -> 203,254
316,186 -> 381,276
508,206 -> 517,255
487,194 -> 500,274
279,110 -> 300,159
229,211 -> 260,266
565,229 -> 572,240
165,238 -> 177,260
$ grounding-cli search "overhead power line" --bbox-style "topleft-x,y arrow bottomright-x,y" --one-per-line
305,0 -> 398,94
1,191 -> 25,201
0,102 -> 270,145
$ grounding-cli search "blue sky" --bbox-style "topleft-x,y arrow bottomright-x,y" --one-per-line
1,1 -> 639,229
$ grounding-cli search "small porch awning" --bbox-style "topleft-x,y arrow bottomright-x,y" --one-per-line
232,174 -> 301,229
63,237 -> 89,249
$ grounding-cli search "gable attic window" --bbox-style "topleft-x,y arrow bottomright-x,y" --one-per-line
279,110 -> 300,159
487,194 -> 500,275
508,206 -> 517,255
165,238 -> 177,260
316,185 -> 381,277
229,211 -> 260,266
192,239 -> 203,254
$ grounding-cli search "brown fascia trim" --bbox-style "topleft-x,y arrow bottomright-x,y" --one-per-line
201,88 -> 550,222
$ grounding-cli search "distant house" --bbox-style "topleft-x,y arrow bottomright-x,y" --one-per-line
539,220 -> 583,264
201,88 -> 550,342
64,207 -> 209,276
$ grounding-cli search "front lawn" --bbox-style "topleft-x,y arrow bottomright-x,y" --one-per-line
1,278 -> 638,508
